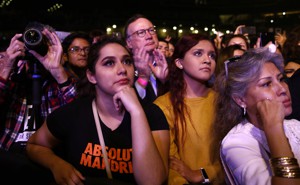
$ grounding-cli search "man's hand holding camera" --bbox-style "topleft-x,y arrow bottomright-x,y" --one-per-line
29,28 -> 68,84
0,34 -> 25,80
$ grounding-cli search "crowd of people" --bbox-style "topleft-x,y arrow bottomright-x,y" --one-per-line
0,13 -> 299,185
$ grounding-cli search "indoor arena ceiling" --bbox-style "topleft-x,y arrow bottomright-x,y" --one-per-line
1,0 -> 299,34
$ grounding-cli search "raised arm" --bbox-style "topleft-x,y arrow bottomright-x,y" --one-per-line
0,34 -> 25,80
29,28 -> 68,85
257,99 -> 300,185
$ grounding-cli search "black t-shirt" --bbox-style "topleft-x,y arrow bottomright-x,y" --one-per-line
47,96 -> 169,184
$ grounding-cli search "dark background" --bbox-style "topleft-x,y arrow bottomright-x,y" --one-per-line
1,0 -> 300,39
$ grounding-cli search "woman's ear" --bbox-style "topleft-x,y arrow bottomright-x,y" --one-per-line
232,94 -> 246,108
175,58 -> 183,69
86,69 -> 97,84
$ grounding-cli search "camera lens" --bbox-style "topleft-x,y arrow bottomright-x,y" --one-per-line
23,28 -> 43,48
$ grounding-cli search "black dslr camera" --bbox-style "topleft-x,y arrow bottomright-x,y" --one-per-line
21,22 -> 55,60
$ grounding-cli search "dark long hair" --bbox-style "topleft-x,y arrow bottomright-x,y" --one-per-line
76,35 -> 131,98
169,33 -> 217,150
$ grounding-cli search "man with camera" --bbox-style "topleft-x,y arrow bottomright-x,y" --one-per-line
0,25 -> 77,184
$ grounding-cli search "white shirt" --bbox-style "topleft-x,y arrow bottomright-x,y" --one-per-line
135,73 -> 157,99
221,119 -> 300,185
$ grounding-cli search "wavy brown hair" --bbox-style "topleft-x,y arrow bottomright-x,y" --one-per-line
168,33 -> 217,150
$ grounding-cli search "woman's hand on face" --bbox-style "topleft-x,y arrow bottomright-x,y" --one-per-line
113,86 -> 142,113
256,98 -> 285,128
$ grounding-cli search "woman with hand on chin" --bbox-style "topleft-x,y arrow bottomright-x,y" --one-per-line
213,47 -> 300,185
26,36 -> 169,185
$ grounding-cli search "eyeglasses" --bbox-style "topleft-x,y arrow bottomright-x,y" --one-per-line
224,56 -> 242,79
68,46 -> 90,54
127,27 -> 156,38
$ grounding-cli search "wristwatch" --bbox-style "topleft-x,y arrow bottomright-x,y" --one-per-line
200,168 -> 210,184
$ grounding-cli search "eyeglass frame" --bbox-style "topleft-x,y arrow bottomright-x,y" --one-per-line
224,56 -> 242,79
68,46 -> 90,54
127,27 -> 156,38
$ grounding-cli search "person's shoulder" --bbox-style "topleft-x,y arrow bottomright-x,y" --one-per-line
207,88 -> 217,97
222,122 -> 258,146
144,102 -> 162,114
154,92 -> 171,106
53,96 -> 93,114
201,88 -> 217,102
67,96 -> 92,107
144,103 -> 169,131
283,119 -> 300,136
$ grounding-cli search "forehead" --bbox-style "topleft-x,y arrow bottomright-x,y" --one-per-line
229,37 -> 246,44
159,41 -> 168,46
99,43 -> 128,58
190,40 -> 215,51
260,62 -> 279,76
128,18 -> 153,31
233,49 -> 245,56
70,38 -> 90,46
285,61 -> 300,69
